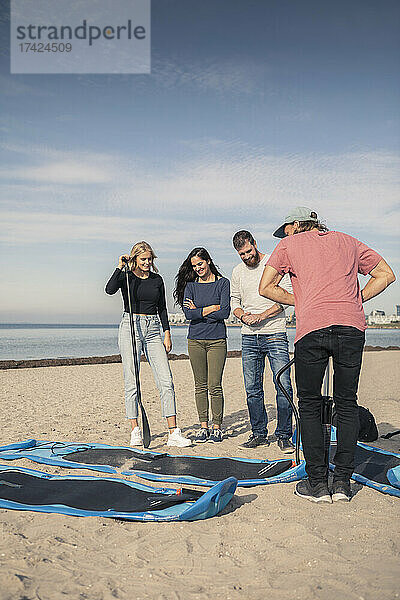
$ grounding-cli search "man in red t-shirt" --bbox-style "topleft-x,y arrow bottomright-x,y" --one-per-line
259,207 -> 395,503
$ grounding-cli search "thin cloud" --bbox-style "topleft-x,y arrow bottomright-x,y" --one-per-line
0,144 -> 124,185
0,75 -> 54,97
0,142 -> 119,163
4,162 -> 114,185
1,140 -> 399,239
151,56 -> 269,97
0,211 -> 245,247
104,148 -> 400,237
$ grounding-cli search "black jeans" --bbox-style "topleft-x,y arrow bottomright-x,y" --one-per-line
295,325 -> 365,485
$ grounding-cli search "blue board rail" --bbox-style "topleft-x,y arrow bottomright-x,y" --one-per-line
0,439 -> 306,487
0,463 -> 237,522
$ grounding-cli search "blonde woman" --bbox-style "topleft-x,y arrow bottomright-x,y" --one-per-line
106,241 -> 190,448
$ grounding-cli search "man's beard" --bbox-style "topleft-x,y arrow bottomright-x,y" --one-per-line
244,250 -> 260,267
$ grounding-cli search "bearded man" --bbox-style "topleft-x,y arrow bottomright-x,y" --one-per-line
231,230 -> 294,453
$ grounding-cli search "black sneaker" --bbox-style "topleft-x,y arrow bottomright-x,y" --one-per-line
331,480 -> 351,502
195,428 -> 209,443
277,438 -> 295,454
295,479 -> 332,504
209,428 -> 223,443
240,434 -> 270,449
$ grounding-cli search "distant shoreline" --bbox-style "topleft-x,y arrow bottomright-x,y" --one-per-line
0,322 -> 399,329
1,346 -> 399,370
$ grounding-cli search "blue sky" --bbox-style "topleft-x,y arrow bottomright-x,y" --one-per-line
1,0 -> 399,322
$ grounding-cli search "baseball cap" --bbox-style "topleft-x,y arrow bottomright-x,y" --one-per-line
273,206 -> 318,238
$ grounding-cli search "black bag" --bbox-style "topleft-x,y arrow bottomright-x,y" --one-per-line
332,405 -> 378,443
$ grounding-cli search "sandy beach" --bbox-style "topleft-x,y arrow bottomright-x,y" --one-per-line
0,351 -> 399,600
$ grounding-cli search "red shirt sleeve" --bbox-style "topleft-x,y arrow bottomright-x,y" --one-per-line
266,241 -> 292,275
356,240 -> 382,275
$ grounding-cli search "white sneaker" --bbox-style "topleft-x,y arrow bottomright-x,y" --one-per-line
167,427 -> 191,448
130,426 -> 142,447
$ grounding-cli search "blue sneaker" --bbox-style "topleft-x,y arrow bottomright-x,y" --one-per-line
209,428 -> 223,442
195,428 -> 210,443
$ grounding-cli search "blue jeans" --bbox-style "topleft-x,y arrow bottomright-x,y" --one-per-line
242,333 -> 293,439
118,314 -> 176,420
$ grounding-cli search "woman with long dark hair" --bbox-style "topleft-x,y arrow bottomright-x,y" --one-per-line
105,241 -> 190,448
174,248 -> 230,443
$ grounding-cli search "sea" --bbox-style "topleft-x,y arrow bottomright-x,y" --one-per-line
0,324 -> 399,361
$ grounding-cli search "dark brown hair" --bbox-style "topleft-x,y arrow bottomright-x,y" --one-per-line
174,247 -> 222,307
232,230 -> 255,250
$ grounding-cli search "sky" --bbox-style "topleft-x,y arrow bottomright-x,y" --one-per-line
0,0 -> 399,323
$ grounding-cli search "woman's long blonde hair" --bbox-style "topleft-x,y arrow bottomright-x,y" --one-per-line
128,241 -> 158,273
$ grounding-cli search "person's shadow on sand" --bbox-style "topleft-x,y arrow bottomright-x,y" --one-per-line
147,409 -> 252,449
148,399 -> 292,448
221,409 -> 252,439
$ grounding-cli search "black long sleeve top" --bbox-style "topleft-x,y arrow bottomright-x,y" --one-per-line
105,268 -> 170,332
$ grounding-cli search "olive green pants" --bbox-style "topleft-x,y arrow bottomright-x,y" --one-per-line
187,338 -> 227,426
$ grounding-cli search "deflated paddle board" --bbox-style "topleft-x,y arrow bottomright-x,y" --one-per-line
329,428 -> 400,497
0,439 -> 306,487
0,464 -> 237,521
